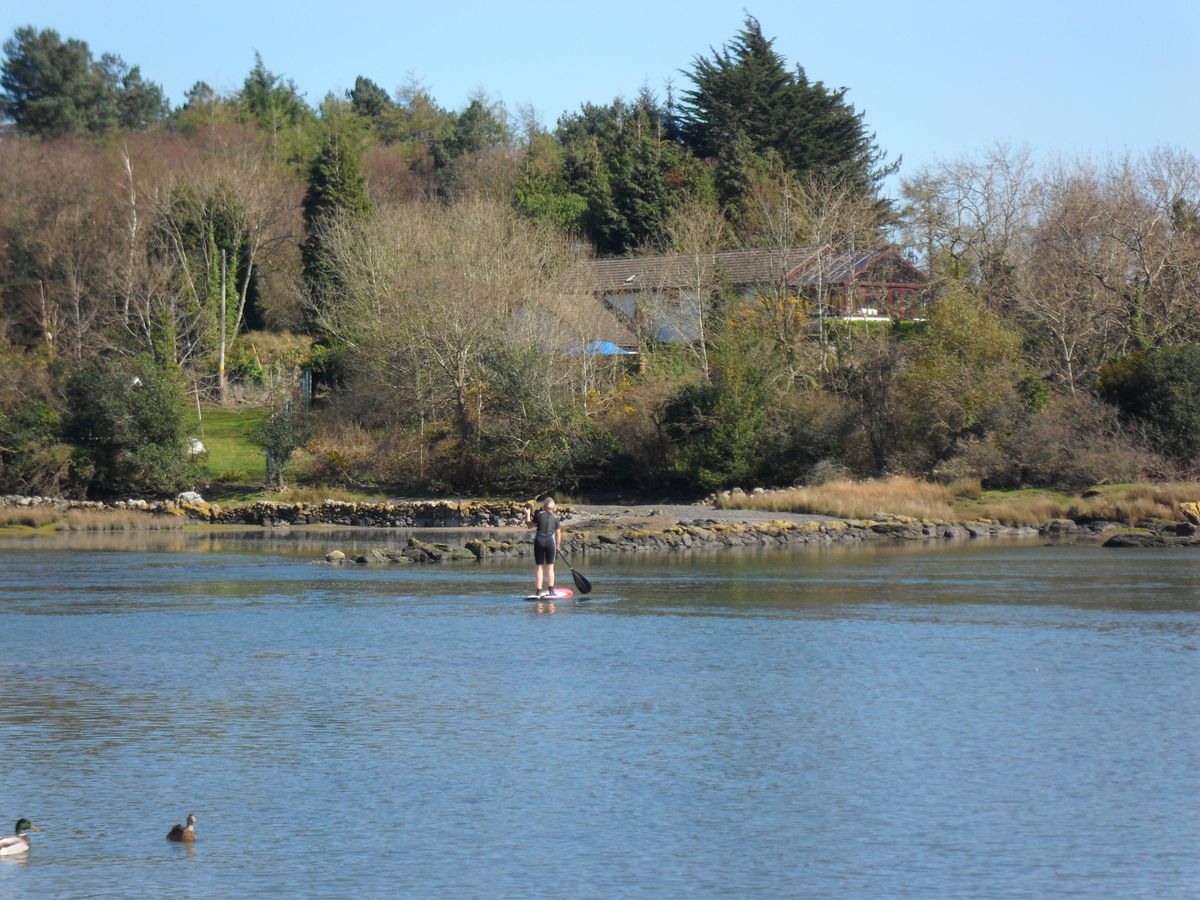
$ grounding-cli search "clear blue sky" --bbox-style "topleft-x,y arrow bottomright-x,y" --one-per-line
4,0 -> 1197,192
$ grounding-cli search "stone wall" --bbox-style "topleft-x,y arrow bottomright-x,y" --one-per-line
206,499 -> 531,528
0,494 -> 533,528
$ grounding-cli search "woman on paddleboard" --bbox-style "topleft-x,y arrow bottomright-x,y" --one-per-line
525,496 -> 561,596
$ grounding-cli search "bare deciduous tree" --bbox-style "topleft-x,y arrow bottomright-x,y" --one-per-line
661,196 -> 729,381
745,165 -> 881,380
899,144 -> 1037,309
319,196 -> 592,481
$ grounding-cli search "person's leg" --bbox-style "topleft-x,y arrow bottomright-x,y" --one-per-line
534,540 -> 547,592
545,560 -> 555,591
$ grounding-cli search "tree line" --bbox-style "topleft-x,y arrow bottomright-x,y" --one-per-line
0,17 -> 1197,499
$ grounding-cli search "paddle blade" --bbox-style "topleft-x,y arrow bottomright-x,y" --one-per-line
571,567 -> 593,594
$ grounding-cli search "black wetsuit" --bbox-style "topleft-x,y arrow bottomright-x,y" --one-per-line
532,509 -> 559,565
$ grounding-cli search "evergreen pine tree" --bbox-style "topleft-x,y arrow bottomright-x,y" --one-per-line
679,16 -> 892,201
238,52 -> 310,131
679,17 -> 795,161
301,129 -> 371,337
609,103 -> 669,253
555,93 -> 686,255
564,138 -> 623,255
1,27 -> 119,135
349,76 -> 393,120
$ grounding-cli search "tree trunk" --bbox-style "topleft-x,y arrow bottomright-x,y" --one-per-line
218,249 -> 228,404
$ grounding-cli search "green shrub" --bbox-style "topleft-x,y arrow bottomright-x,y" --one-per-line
62,355 -> 199,497
1097,345 -> 1200,466
661,346 -> 771,490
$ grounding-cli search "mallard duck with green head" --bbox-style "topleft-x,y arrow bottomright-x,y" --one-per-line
0,819 -> 39,856
167,813 -> 196,842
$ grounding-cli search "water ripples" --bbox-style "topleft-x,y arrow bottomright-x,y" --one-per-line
0,541 -> 1197,896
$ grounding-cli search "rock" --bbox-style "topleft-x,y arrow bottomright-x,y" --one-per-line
325,550 -> 346,562
1179,502 -> 1200,526
1137,517 -> 1177,531
177,490 -> 203,504
1040,518 -> 1080,535
179,501 -> 213,521
406,537 -> 444,561
465,538 -> 516,558
1103,533 -> 1167,548
871,522 -> 917,536
349,548 -> 385,565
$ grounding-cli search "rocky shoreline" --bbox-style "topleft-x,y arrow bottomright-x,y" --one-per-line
3,493 -> 1196,560
317,518 -> 1042,566
0,494 -> 529,528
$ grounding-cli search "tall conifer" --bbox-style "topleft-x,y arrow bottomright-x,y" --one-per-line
301,129 -> 371,337
679,16 -> 892,199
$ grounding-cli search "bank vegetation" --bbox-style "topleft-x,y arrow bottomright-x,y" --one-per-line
1,18 -> 1199,504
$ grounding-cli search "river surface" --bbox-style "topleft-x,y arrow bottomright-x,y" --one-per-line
0,534 -> 1197,897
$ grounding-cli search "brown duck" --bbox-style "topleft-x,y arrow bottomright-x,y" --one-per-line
167,813 -> 197,842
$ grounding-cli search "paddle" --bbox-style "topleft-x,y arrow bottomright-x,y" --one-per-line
555,547 -> 593,594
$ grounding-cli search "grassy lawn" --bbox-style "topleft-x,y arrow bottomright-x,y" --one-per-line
186,406 -> 267,483
184,406 -> 384,503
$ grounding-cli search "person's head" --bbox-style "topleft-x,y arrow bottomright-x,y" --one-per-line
542,496 -> 555,510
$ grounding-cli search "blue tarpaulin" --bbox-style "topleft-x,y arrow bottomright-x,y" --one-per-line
568,340 -> 637,356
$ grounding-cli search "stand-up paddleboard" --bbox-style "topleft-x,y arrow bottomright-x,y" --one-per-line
523,588 -> 575,602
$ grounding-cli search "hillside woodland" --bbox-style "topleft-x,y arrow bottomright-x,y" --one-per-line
1,17 -> 1198,499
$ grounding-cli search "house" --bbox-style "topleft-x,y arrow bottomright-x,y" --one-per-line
572,245 -> 928,345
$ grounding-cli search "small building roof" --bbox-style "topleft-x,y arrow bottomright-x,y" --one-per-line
572,245 -> 926,294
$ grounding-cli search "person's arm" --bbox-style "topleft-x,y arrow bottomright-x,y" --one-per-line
554,523 -> 561,548
525,505 -> 535,529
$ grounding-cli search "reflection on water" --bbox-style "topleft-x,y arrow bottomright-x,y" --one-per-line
0,539 -> 1197,897
0,524 -> 510,557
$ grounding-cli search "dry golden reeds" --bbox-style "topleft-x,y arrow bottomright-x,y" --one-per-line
716,476 -> 964,521
1068,483 -> 1200,525
57,510 -> 184,531
716,478 -> 1200,526
973,495 -> 1068,526
0,507 -> 61,528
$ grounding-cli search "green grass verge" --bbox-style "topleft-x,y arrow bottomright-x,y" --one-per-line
185,406 -> 382,501
187,407 -> 267,481
210,486 -> 385,505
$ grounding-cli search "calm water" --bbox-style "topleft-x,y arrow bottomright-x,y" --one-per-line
0,536 -> 1197,897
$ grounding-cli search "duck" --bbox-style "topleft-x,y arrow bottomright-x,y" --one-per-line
0,819 -> 39,856
166,813 -> 197,842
